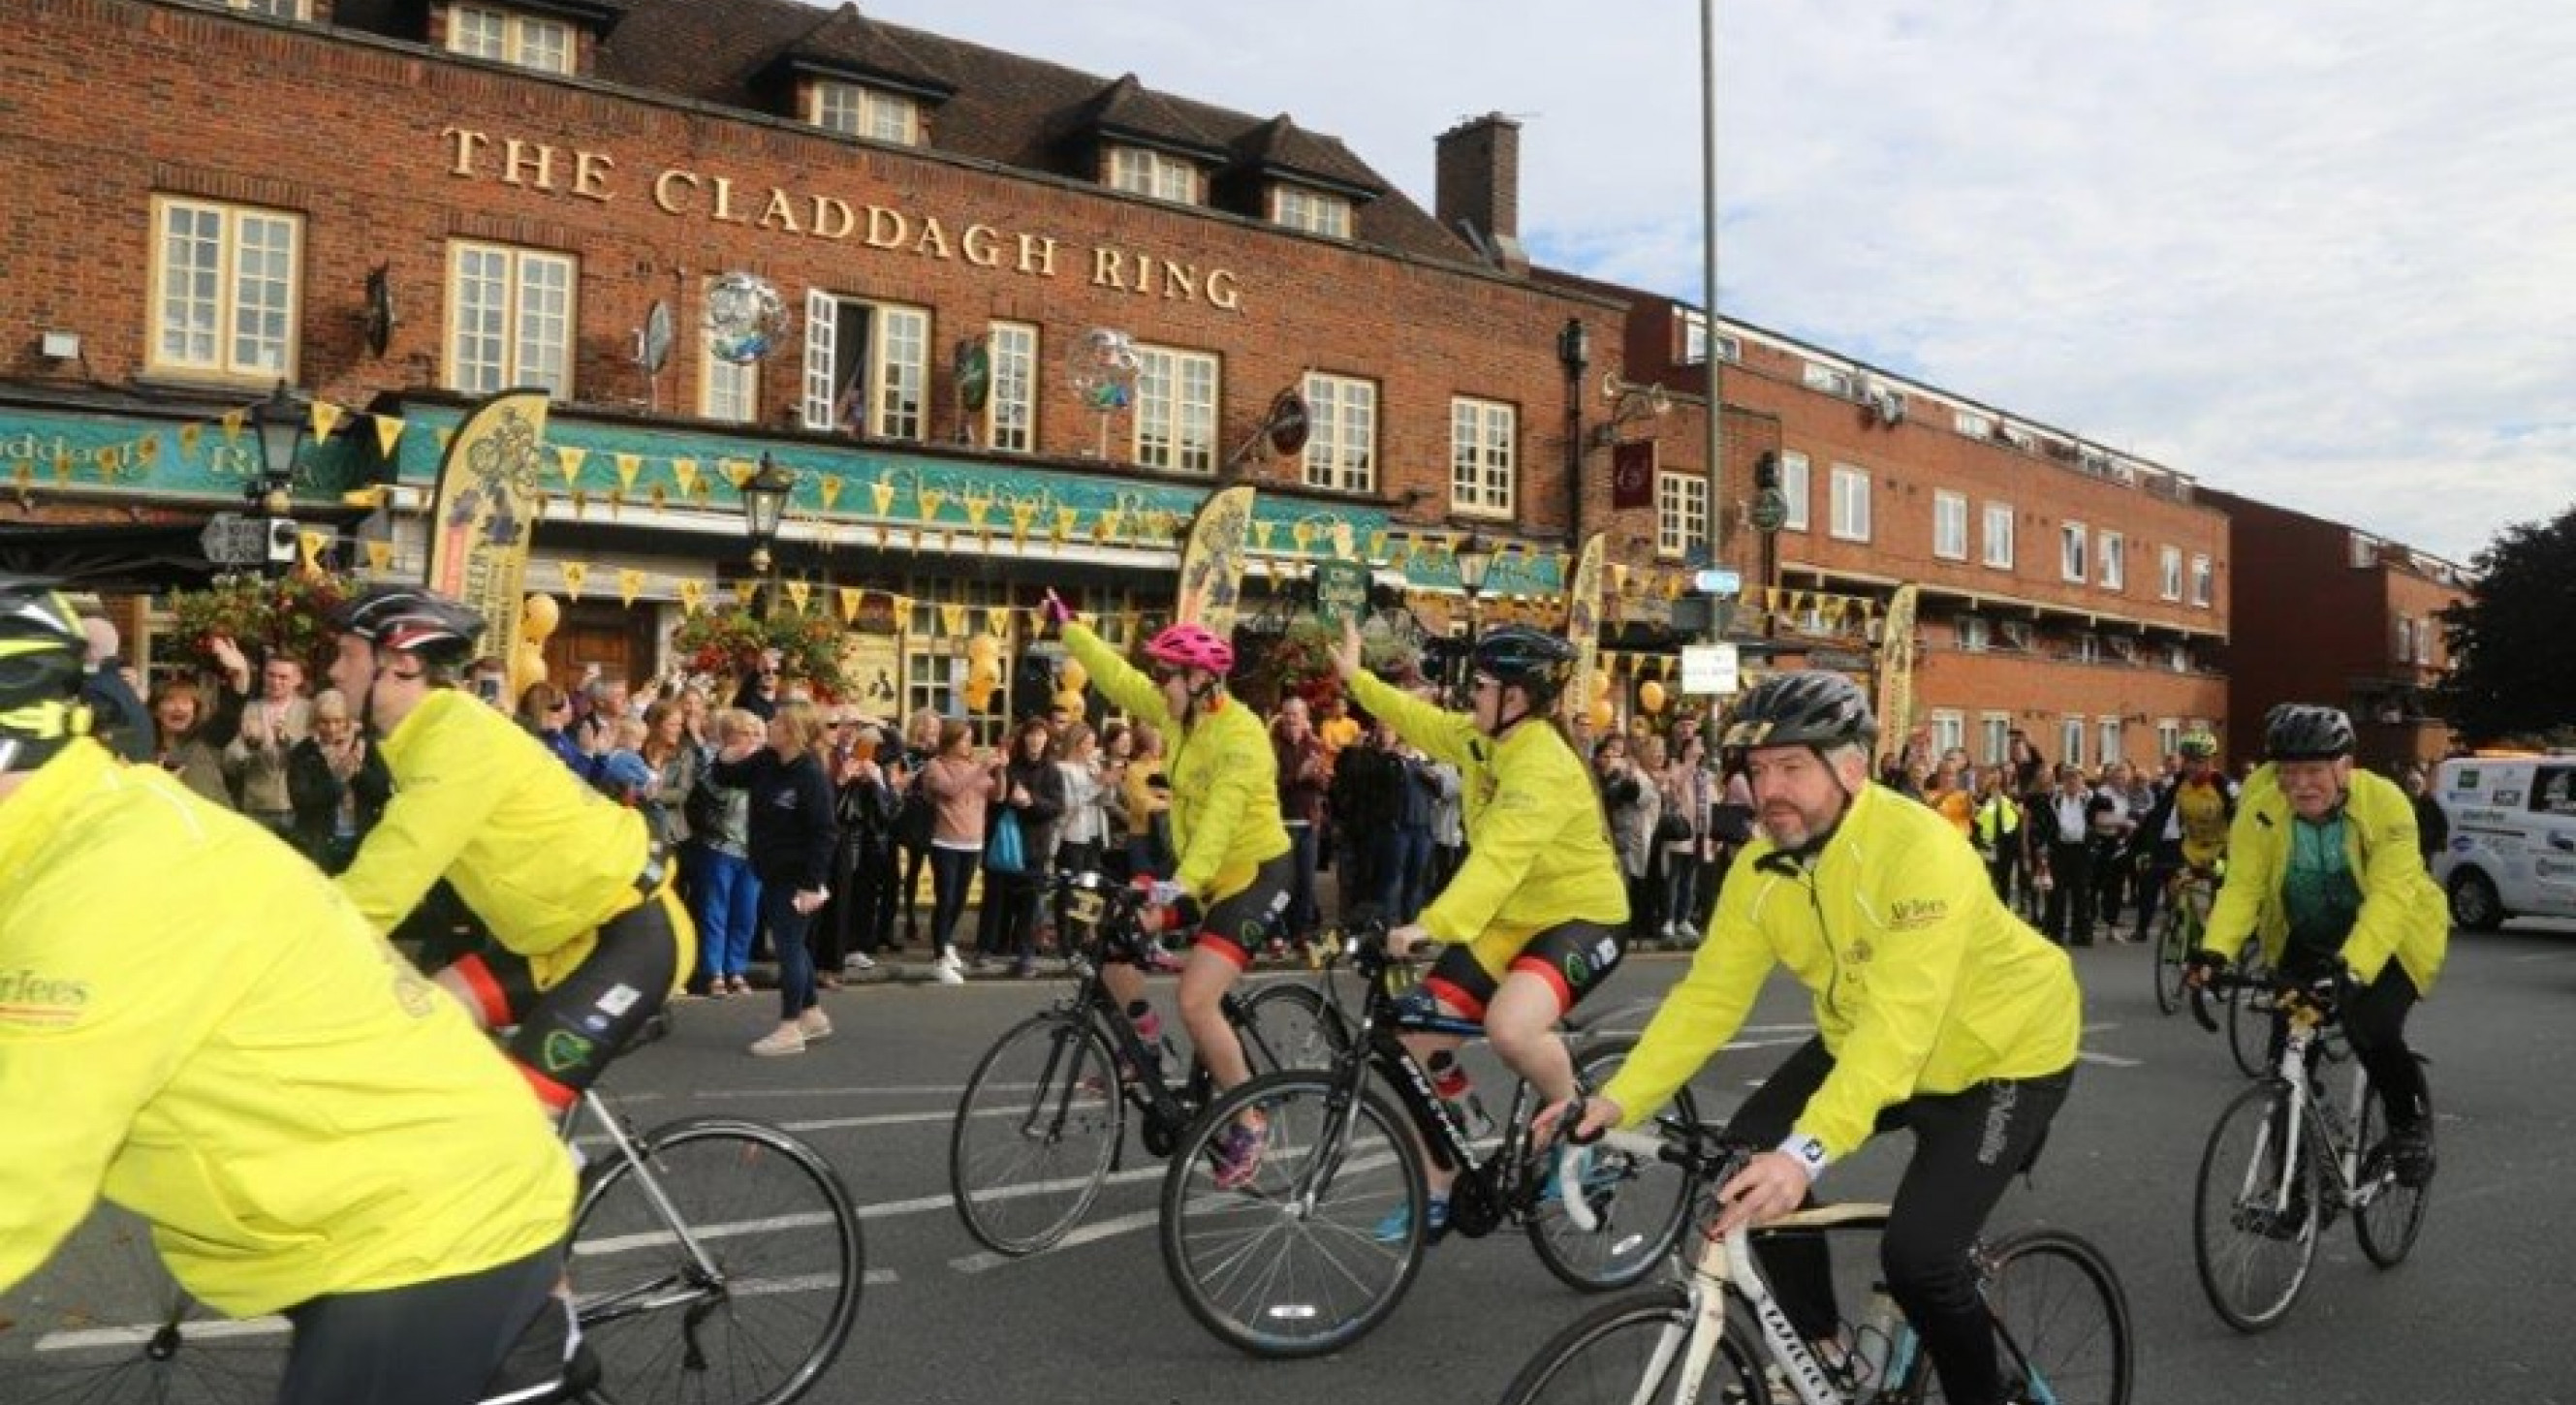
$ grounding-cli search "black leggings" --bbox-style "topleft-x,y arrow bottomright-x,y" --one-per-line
450,889 -> 683,1112
1725,1038 -> 2073,1405
280,1241 -> 561,1405
2279,961 -> 2429,1127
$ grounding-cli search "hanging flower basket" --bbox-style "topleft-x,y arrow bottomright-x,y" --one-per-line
669,605 -> 848,699
165,571 -> 353,681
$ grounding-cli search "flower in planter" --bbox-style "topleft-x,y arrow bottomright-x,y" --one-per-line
165,571 -> 353,680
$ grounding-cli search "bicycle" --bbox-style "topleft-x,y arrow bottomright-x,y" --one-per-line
2150,865 -> 2218,1016
2189,969 -> 2432,1333
948,869 -> 1346,1257
1156,921 -> 1702,1358
1,1022 -> 864,1405
1499,1119 -> 2133,1405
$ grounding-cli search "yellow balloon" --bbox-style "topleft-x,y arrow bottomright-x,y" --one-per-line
965,634 -> 1000,664
520,594 -> 560,647
1590,698 -> 1615,731
508,640 -> 547,708
1639,679 -> 1667,714
1592,670 -> 1613,699
1054,687 -> 1087,716
1057,658 -> 1088,694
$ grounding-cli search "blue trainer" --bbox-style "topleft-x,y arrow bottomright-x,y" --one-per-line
1372,1196 -> 1450,1245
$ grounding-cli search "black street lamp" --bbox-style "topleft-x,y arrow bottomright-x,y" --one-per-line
249,381 -> 305,578
740,451 -> 797,619
1556,317 -> 1591,544
1455,529 -> 1495,694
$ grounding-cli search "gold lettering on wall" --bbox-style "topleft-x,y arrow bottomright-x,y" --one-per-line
709,176 -> 746,224
864,205 -> 907,251
443,126 -> 490,177
1091,246 -> 1126,292
913,216 -> 952,261
1207,268 -> 1241,311
573,150 -> 614,203
757,188 -> 802,234
1017,234 -> 1058,278
961,223 -> 1001,267
501,139 -> 556,190
812,197 -> 856,240
652,169 -> 701,214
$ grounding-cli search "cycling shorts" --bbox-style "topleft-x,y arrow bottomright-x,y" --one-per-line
1191,851 -> 1298,968
1425,918 -> 1625,1020
280,1238 -> 562,1405
450,885 -> 685,1110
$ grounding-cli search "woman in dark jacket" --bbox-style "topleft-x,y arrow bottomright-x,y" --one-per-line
824,720 -> 903,980
286,687 -> 390,873
713,701 -> 840,1056
978,715 -> 1065,978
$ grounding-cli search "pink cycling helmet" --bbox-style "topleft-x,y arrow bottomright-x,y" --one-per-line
1144,623 -> 1234,676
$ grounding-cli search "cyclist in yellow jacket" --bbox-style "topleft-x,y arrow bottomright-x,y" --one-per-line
2186,703 -> 2444,1187
1047,591 -> 1293,1188
0,578 -> 578,1405
1333,620 -> 1628,1238
327,585 -> 692,1114
1555,671 -> 2080,1405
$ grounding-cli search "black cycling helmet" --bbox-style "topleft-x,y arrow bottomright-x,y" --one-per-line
330,583 -> 487,671
1720,671 -> 1877,754
2264,703 -> 2355,762
1470,626 -> 1577,702
0,575 -> 93,773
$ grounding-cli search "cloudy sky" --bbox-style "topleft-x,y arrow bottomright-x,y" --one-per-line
855,0 -> 2574,564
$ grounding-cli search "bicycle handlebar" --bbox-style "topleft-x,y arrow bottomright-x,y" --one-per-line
1558,1115 -> 1748,1233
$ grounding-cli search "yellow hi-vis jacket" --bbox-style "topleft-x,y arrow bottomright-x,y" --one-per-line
1346,671 -> 1627,948
2200,764 -> 2446,995
337,689 -> 690,991
1603,782 -> 2081,1164
0,740 -> 572,1317
1061,622 -> 1289,901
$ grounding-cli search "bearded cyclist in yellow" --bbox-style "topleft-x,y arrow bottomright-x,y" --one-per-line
2185,703 -> 2445,1187
0,578 -> 580,1405
1550,671 -> 2080,1405
2128,729 -> 2237,944
1045,590 -> 1293,1188
326,585 -> 692,1114
1331,620 -> 1629,1240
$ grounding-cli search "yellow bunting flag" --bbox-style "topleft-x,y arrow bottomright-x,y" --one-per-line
556,446 -> 586,486
1052,506 -> 1079,544
677,578 -> 706,616
785,580 -> 811,616
938,604 -> 966,639
962,493 -> 992,530
871,479 -> 896,517
1091,515 -> 1113,545
819,474 -> 843,513
1252,520 -> 1276,551
135,434 -> 159,472
1367,530 -> 1388,560
1010,502 -> 1035,548
732,581 -> 758,609
721,458 -> 753,491
1290,521 -> 1315,553
1332,521 -> 1356,560
309,401 -> 342,443
672,459 -> 701,497
614,453 -> 643,492
918,487 -> 947,523
1099,510 -> 1123,542
837,586 -> 862,625
220,408 -> 247,443
179,422 -> 203,458
985,607 -> 1012,638
618,569 -> 645,607
561,561 -> 588,602
298,530 -> 330,575
374,415 -> 405,459
365,540 -> 394,572
1609,563 -> 1630,596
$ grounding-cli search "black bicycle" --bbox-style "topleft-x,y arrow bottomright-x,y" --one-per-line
948,871 -> 1345,1257
1156,921 -> 1701,1358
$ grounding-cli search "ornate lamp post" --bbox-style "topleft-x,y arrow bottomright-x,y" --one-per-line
1455,528 -> 1496,695
249,381 -> 305,578
739,451 -> 797,620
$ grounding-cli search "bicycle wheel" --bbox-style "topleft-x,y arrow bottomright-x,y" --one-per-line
0,1208 -> 286,1405
2152,908 -> 2188,1015
572,1117 -> 864,1405
1526,1038 -> 1704,1293
2227,958 -> 2272,1079
2353,1082 -> 2431,1268
1239,981 -> 1348,1073
1906,1228 -> 2133,1405
2192,1081 -> 2322,1332
1496,1286 -> 1769,1405
1158,1071 -> 1425,1358
949,1012 -> 1126,1257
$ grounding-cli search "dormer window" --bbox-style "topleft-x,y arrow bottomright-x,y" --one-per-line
1272,185 -> 1352,238
1110,146 -> 1200,204
229,0 -> 309,16
449,4 -> 573,75
811,80 -> 920,145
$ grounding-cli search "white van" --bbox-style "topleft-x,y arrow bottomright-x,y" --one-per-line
2432,755 -> 2576,929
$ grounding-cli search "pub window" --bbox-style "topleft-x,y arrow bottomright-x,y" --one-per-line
445,239 -> 574,397
802,292 -> 929,440
1273,185 -> 1353,237
448,5 -> 573,75
147,196 -> 302,384
986,322 -> 1037,453
1302,372 -> 1377,492
1108,146 -> 1199,204
810,80 -> 921,144
1450,397 -> 1517,516
1134,345 -> 1219,472
1657,471 -> 1710,558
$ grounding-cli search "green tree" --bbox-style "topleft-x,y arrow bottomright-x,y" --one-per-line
2438,503 -> 2576,744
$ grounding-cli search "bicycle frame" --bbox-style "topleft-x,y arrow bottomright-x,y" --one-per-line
2238,1006 -> 2386,1222
562,1090 -> 731,1326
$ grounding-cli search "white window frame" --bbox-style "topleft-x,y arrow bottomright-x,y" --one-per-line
2393,614 -> 2416,665
229,0 -> 309,16
1803,362 -> 1857,397
147,196 -> 302,384
2156,719 -> 2181,760
2190,553 -> 2215,608
1829,463 -> 1870,543
810,80 -> 921,144
986,321 -> 1037,453
1957,615 -> 1991,651
1954,407 -> 1994,439
1778,452 -> 1811,533
1449,397 -> 1517,517
2099,717 -> 2124,768
1982,502 -> 2015,570
2160,545 -> 2183,601
1302,372 -> 1377,493
2099,530 -> 2125,591
2060,522 -> 2089,583
445,239 -> 575,398
1982,712 -> 2012,766
1109,146 -> 1199,203
699,325 -> 757,425
801,291 -> 929,440
1134,343 -> 1218,472
2060,717 -> 2086,771
448,4 -> 573,74
1272,185 -> 1353,237
1932,490 -> 1968,561
1657,470 -> 1711,559
1930,710 -> 1965,760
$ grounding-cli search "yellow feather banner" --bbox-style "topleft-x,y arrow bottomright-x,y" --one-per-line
365,540 -> 394,572
785,580 -> 811,616
618,569 -> 645,607
561,561 -> 588,601
374,414 -> 405,459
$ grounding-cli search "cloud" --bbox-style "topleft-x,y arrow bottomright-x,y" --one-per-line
855,0 -> 2576,560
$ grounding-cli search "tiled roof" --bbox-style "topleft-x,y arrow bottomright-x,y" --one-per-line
330,0 -> 1470,263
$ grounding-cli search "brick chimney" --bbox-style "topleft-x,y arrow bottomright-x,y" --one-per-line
1435,112 -> 1527,274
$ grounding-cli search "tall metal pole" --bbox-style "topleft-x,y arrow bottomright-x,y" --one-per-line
1700,0 -> 1725,642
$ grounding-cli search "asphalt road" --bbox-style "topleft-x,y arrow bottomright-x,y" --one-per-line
11,921 -> 2570,1404
586,920 -> 2576,1405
